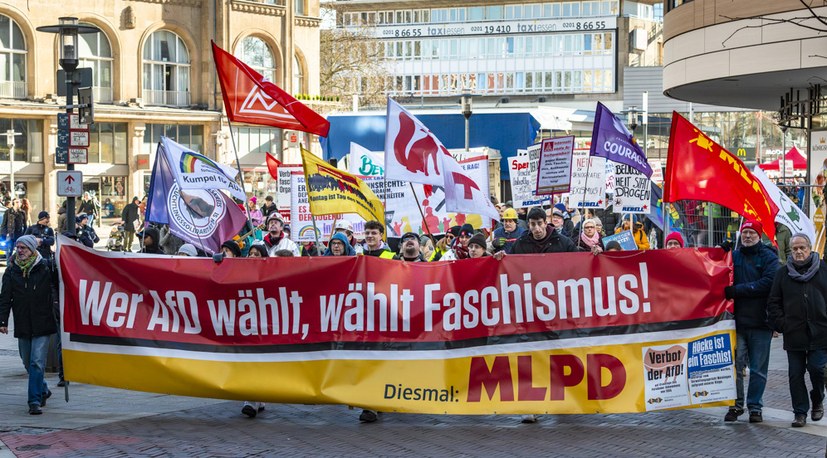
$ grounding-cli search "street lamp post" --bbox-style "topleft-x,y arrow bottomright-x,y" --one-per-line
461,94 -> 472,152
38,18 -> 99,231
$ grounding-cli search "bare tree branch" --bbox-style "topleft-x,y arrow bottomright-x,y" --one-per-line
719,0 -> 827,48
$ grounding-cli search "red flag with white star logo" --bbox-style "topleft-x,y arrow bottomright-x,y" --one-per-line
665,112 -> 778,243
211,41 -> 330,137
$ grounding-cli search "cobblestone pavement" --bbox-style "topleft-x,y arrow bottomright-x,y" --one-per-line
0,336 -> 826,457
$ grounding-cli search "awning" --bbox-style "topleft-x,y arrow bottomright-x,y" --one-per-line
758,146 -> 807,171
320,110 -> 542,180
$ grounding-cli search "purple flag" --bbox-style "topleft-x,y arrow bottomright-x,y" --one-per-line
145,137 -> 247,254
589,102 -> 653,178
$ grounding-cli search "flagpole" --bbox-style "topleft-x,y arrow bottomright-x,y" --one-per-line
224,117 -> 254,232
578,155 -> 593,243
410,183 -> 437,246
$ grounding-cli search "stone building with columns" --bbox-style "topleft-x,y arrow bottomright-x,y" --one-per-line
0,0 -> 321,218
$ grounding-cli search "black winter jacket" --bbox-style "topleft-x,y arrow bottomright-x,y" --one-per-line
24,223 -> 55,259
0,256 -> 58,338
732,243 -> 779,330
511,225 -> 577,254
768,259 -> 827,351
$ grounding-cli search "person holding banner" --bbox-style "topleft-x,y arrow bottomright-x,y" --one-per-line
723,221 -> 779,424
491,209 -> 525,254
575,219 -> 604,253
360,221 -> 394,259
467,233 -> 490,258
263,213 -> 300,257
664,232 -> 685,249
0,235 -> 58,415
324,233 -> 356,257
767,233 -> 827,428
393,232 -> 427,262
511,208 -> 578,255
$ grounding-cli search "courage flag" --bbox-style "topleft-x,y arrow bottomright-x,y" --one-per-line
590,102 -> 653,178
664,112 -> 778,244
211,41 -> 330,137
145,137 -> 248,254
300,147 -> 385,226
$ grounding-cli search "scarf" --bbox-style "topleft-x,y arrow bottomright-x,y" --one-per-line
452,239 -> 470,260
787,252 -> 820,282
15,252 -> 41,278
580,231 -> 601,248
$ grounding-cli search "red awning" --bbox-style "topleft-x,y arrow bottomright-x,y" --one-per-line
758,146 -> 807,170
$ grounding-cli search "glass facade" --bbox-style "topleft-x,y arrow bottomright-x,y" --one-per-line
238,36 -> 277,83
88,122 -> 128,164
0,119 -> 42,163
79,27 -> 114,103
0,15 -> 26,99
142,30 -> 191,106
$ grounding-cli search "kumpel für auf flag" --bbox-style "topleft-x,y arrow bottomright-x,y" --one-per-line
211,41 -> 329,137
145,137 -> 248,254
664,112 -> 779,244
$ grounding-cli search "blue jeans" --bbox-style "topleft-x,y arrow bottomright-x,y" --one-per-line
18,335 -> 51,407
735,328 -> 773,412
787,349 -> 827,415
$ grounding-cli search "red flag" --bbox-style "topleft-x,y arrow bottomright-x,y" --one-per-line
211,41 -> 330,137
664,112 -> 778,243
266,152 -> 281,180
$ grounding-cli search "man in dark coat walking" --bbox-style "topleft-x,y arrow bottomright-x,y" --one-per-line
723,220 -> 779,423
0,235 -> 58,415
768,233 -> 827,427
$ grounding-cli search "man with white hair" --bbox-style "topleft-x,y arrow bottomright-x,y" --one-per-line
768,232 -> 827,428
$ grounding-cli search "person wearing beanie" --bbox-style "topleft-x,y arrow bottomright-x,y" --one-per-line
722,219 -> 779,424
0,234 -> 58,415
467,233 -> 489,258
76,213 -> 100,249
440,224 -> 476,261
768,233 -> 827,428
263,213 -> 300,257
393,232 -> 426,262
23,211 -> 55,260
176,243 -> 198,257
664,232 -> 685,249
139,226 -> 163,254
220,240 -> 242,258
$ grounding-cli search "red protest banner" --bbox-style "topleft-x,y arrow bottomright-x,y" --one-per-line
58,239 -> 734,414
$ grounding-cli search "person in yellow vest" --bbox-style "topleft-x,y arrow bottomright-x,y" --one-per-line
360,221 -> 394,260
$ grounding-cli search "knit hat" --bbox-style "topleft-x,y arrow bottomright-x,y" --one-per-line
177,244 -> 198,257
740,220 -> 763,236
467,233 -> 487,250
76,213 -> 88,223
38,211 -> 49,220
554,203 -> 567,213
249,196 -> 257,204
15,235 -> 37,253
459,224 -> 474,238
220,240 -> 242,258
448,225 -> 461,237
664,232 -> 685,248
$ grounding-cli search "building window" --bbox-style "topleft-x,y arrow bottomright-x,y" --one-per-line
293,55 -> 304,94
0,119 -> 42,163
142,30 -> 191,107
232,126 -> 281,163
143,124 -> 203,155
295,0 -> 305,16
237,37 -> 277,83
79,28 -> 113,103
88,122 -> 128,164
0,15 -> 26,99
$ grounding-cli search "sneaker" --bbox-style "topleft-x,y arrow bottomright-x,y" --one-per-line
749,411 -> 763,423
28,405 -> 42,415
359,409 -> 378,423
724,407 -> 743,422
57,379 -> 66,388
812,402 -> 824,421
241,402 -> 257,418
257,402 -> 265,413
792,414 -> 807,427
41,390 -> 52,408
521,414 -> 538,423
